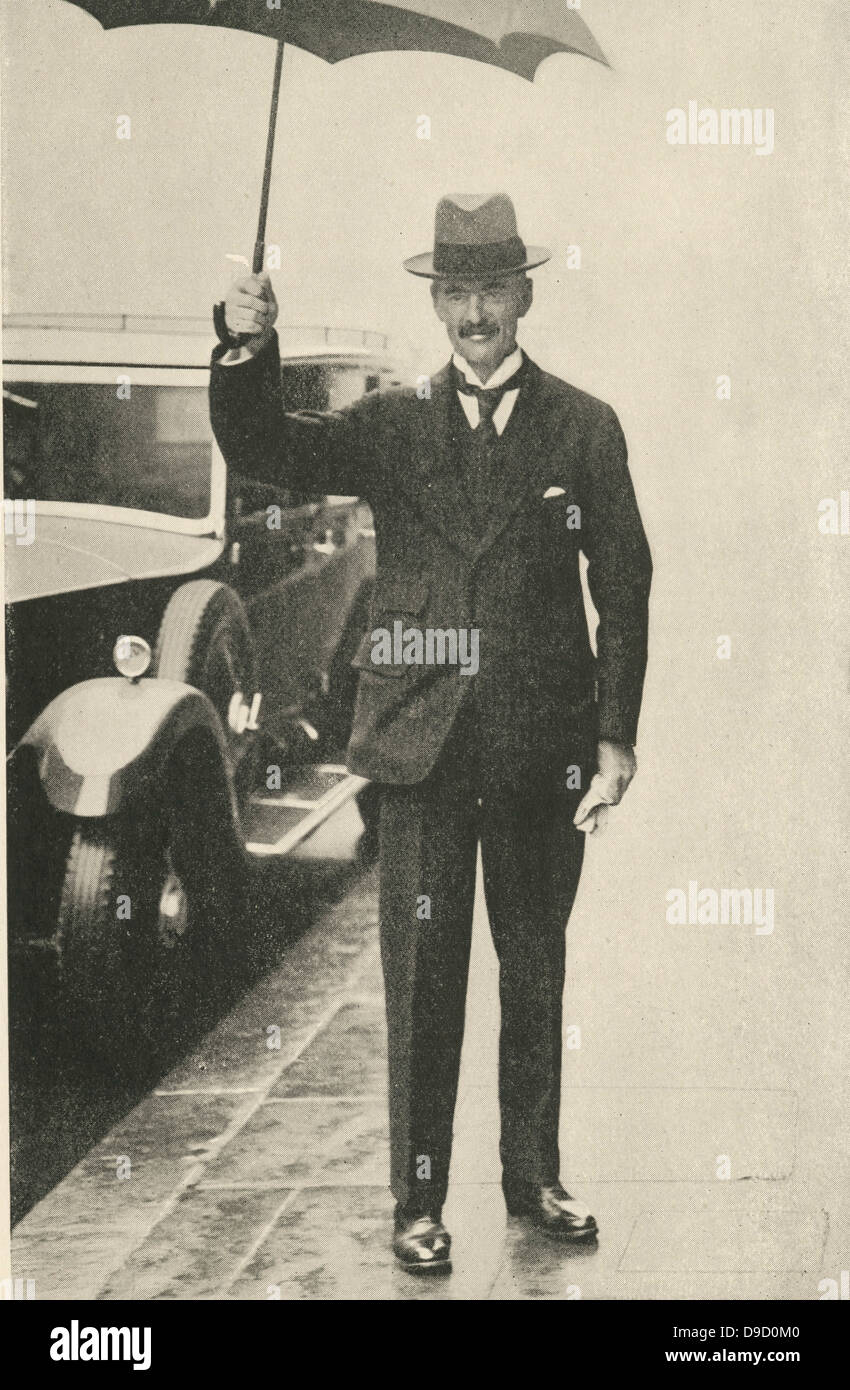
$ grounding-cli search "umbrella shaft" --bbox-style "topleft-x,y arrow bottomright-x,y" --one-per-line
253,39 -> 285,275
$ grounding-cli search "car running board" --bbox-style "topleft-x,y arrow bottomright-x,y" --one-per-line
244,763 -> 368,858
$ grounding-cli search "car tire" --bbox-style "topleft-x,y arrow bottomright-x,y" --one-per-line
56,770 -> 237,1059
56,824 -> 130,1051
154,579 -> 258,811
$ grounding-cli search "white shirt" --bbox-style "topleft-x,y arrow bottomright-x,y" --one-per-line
452,346 -> 524,436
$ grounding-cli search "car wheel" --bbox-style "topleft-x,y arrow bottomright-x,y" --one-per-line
57,776 -> 236,1057
154,579 -> 259,812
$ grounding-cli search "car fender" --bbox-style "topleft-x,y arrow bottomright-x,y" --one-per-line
18,677 -> 241,821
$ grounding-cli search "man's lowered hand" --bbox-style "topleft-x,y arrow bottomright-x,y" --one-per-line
573,741 -> 637,835
595,740 -> 637,804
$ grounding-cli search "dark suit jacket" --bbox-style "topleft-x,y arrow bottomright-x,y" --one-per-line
210,333 -> 652,787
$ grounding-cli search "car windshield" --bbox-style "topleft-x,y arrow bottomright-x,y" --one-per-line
2,379 -> 212,519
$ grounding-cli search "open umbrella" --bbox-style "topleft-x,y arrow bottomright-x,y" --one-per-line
65,1 -> 609,273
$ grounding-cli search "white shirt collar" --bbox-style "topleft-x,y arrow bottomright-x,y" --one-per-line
452,345 -> 524,391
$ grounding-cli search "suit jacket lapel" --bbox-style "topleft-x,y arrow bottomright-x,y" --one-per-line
397,362 -> 480,553
393,356 -> 575,559
472,358 -> 569,559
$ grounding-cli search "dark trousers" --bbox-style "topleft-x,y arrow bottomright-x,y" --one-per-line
377,693 -> 586,1216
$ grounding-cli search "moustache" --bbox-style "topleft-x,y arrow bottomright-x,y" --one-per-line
459,322 -> 499,338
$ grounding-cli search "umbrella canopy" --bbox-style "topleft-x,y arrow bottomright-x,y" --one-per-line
68,1 -> 608,80
65,0 -> 609,274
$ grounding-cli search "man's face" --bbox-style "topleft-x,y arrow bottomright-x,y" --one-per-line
431,273 -> 533,381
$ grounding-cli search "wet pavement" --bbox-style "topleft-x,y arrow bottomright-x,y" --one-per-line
10,742 -> 849,1300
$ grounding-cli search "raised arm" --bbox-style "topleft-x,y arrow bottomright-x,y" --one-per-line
209,272 -> 376,498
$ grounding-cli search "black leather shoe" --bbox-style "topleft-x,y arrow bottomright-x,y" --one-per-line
504,1182 -> 598,1241
392,1214 -> 452,1274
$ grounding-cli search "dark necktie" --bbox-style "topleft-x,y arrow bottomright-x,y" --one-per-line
453,360 -> 526,524
453,360 -> 526,438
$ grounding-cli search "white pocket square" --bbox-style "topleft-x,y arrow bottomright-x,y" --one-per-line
543,486 -> 566,499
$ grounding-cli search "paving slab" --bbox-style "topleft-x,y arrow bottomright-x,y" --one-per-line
158,872 -> 380,1096
199,1097 -> 389,1189
225,1184 -> 505,1301
488,1182 -> 828,1302
98,1188 -> 291,1301
451,1084 -> 797,1185
619,1208 -> 828,1274
268,1002 -> 387,1100
12,1091 -> 256,1300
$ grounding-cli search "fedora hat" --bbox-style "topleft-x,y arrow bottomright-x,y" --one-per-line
403,193 -> 551,280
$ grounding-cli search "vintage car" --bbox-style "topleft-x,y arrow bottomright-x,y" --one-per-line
3,312 -> 399,1044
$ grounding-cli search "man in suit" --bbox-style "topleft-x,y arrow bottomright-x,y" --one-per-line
210,193 -> 652,1274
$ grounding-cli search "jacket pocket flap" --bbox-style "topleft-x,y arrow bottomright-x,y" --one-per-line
351,630 -> 408,676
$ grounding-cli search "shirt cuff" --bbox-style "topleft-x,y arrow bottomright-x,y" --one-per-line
217,345 -> 257,367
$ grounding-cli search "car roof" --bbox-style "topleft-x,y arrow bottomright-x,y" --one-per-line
2,313 -> 399,372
